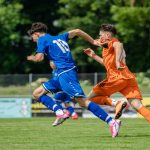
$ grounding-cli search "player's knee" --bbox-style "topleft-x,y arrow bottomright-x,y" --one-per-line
78,102 -> 86,108
75,97 -> 89,108
129,99 -> 142,110
32,90 -> 40,99
32,87 -> 46,99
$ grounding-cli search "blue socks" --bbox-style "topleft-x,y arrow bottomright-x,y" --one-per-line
55,101 -> 64,110
38,95 -> 62,113
67,106 -> 75,115
88,102 -> 112,124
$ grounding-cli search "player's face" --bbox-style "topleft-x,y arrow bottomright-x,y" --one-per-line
31,32 -> 39,42
99,31 -> 108,40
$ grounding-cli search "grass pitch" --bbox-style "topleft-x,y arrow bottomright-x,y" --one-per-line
0,118 -> 150,150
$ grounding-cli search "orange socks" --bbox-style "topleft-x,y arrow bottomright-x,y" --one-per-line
90,96 -> 112,106
137,106 -> 150,122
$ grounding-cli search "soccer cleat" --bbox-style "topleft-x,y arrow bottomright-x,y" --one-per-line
115,101 -> 127,119
109,119 -> 121,138
71,112 -> 79,120
52,111 -> 70,127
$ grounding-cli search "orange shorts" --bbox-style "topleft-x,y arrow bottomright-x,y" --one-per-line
92,78 -> 142,100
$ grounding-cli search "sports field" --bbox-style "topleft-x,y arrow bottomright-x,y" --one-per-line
0,118 -> 150,150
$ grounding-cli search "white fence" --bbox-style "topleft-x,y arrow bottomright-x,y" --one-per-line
0,73 -> 150,118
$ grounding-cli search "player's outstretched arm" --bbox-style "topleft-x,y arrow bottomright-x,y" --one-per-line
68,29 -> 96,45
84,48 -> 103,65
27,53 -> 44,62
113,42 -> 125,70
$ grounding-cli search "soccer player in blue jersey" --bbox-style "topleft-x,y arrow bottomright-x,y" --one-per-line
38,60 -> 78,126
27,22 -> 121,137
50,61 -> 79,121
47,61 -> 78,126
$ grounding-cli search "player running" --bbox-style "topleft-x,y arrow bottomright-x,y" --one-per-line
27,22 -> 121,138
84,24 -> 150,122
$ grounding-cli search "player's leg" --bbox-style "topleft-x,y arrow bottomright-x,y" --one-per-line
75,97 -> 121,138
89,94 -> 127,119
64,102 -> 79,120
52,91 -> 71,126
33,80 -> 69,126
53,92 -> 64,110
33,85 -> 63,115
128,99 -> 150,122
59,69 -> 121,137
88,79 -> 127,119
121,78 -> 150,123
62,92 -> 79,120
54,91 -> 78,120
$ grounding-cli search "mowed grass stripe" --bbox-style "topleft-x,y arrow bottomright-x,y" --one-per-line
0,118 -> 150,150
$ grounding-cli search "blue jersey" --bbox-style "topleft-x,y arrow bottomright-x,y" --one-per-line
36,33 -> 76,75
37,33 -> 85,98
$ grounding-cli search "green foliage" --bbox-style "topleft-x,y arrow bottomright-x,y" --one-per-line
0,0 -> 29,73
136,72 -> 150,87
0,0 -> 150,73
111,6 -> 150,72
111,6 -> 150,42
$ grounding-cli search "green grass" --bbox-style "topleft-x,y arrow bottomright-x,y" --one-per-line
0,118 -> 150,150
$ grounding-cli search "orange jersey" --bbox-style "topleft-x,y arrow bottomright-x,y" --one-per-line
102,38 -> 135,80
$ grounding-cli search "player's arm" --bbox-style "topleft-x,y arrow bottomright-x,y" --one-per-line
113,42 -> 125,70
27,53 -> 44,62
68,29 -> 96,45
84,48 -> 104,65
120,48 -> 126,65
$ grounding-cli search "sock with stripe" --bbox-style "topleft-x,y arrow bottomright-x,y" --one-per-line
88,102 -> 112,124
38,95 -> 63,115
67,106 -> 75,115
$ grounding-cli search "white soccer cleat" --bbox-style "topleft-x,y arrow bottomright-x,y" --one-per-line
109,119 -> 121,138
52,111 -> 69,127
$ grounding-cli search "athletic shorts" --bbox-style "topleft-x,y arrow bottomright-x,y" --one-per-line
53,91 -> 71,103
42,78 -> 61,93
93,78 -> 142,100
59,68 -> 85,98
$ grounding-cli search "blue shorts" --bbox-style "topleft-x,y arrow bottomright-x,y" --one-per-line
42,78 -> 61,93
53,91 -> 71,103
58,68 -> 85,98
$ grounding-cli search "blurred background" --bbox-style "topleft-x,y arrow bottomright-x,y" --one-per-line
0,0 -> 150,118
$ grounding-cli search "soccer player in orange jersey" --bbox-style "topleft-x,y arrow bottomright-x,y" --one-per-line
84,24 -> 150,122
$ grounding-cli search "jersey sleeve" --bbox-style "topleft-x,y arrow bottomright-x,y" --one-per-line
36,37 -> 47,53
59,32 -> 69,42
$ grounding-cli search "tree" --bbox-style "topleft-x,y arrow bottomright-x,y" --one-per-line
111,4 -> 150,72
0,0 -> 27,73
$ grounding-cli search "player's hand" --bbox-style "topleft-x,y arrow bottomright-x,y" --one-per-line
27,55 -> 34,61
118,66 -> 125,71
93,38 -> 110,48
84,48 -> 95,57
93,39 -> 101,47
116,63 -> 125,70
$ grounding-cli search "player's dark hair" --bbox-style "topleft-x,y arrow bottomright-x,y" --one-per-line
100,24 -> 117,35
27,22 -> 48,36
